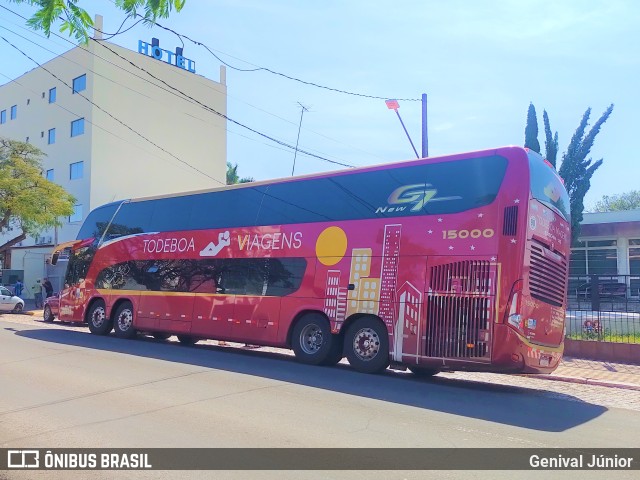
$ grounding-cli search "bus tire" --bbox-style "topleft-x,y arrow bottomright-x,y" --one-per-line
320,333 -> 344,366
43,305 -> 55,323
87,300 -> 112,335
153,332 -> 172,340
291,313 -> 334,365
408,366 -> 440,377
113,301 -> 137,339
177,335 -> 198,346
345,317 -> 389,374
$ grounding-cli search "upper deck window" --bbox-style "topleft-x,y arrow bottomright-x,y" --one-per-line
528,153 -> 570,221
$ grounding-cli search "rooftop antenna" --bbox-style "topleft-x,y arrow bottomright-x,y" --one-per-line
292,102 -> 309,176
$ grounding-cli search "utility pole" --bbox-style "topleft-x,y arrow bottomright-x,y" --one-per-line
291,102 -> 309,176
421,93 -> 428,157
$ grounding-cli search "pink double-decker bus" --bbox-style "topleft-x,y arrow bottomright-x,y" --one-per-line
45,146 -> 570,375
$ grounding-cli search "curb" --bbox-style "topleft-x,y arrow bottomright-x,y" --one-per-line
529,374 -> 640,391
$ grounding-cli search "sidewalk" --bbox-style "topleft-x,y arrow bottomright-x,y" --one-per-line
537,356 -> 640,390
20,299 -> 640,390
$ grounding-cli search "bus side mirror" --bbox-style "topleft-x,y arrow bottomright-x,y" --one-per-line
51,252 -> 59,266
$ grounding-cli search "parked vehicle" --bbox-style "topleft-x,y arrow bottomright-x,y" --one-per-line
0,286 -> 25,313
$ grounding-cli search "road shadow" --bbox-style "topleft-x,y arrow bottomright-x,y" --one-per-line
15,325 -> 607,432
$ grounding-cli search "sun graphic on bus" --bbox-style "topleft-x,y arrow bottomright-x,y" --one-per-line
315,226 -> 348,266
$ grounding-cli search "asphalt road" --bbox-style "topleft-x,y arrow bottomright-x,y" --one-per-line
1,315 -> 639,480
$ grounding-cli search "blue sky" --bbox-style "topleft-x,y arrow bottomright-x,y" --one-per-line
1,0 -> 638,209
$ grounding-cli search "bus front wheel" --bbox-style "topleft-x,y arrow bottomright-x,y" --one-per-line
113,301 -> 137,339
345,317 -> 389,374
291,313 -> 334,365
87,300 -> 112,335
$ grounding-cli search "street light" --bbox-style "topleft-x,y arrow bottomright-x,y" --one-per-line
385,99 -> 419,159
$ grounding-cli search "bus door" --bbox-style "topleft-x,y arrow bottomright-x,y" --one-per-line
58,240 -> 95,322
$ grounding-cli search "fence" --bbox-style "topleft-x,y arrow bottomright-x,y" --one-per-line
566,274 -> 640,343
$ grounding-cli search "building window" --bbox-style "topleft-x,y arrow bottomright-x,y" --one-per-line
630,239 -> 640,297
10,105 -> 17,120
48,128 -> 56,144
70,161 -> 84,180
69,204 -> 83,223
570,239 -> 618,276
70,118 -> 84,137
49,87 -> 56,103
1,110 -> 6,124
46,169 -> 54,181
72,74 -> 86,94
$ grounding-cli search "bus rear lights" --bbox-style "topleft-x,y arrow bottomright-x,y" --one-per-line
508,314 -> 523,331
505,279 -> 524,333
466,343 -> 475,349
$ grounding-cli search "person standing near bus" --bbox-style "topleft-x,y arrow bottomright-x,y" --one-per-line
42,278 -> 53,298
32,279 -> 43,308
14,280 -> 24,297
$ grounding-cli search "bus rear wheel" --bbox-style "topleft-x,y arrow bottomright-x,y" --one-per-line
408,366 -> 440,377
113,301 -> 137,339
291,313 -> 334,365
177,335 -> 198,346
320,333 -> 344,366
153,332 -> 172,340
345,317 -> 389,374
87,300 -> 112,335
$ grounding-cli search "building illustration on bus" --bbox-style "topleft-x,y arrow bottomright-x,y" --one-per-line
44,146 -> 571,376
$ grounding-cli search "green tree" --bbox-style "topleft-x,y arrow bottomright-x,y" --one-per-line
0,138 -> 75,254
557,104 -> 614,241
524,102 -> 541,153
542,109 -> 558,168
9,0 -> 185,43
523,103 -> 614,242
226,162 -> 254,185
593,190 -> 640,212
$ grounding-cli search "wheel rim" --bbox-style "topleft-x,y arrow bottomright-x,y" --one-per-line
352,327 -> 381,361
299,323 -> 324,355
44,306 -> 51,320
117,308 -> 133,331
13,303 -> 23,313
91,306 -> 106,327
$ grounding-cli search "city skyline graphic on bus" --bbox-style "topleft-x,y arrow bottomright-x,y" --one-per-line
320,224 -> 422,362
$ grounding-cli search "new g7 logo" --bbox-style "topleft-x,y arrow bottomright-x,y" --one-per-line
387,184 -> 438,212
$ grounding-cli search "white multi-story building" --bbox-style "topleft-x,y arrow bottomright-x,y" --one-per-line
0,24 -> 227,296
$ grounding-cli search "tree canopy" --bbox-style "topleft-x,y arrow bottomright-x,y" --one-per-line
0,138 -> 75,254
593,190 -> 640,212
226,162 -> 254,185
524,103 -> 541,154
523,104 -> 614,242
9,0 -> 186,43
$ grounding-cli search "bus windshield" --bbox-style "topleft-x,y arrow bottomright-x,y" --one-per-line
528,153 -> 570,222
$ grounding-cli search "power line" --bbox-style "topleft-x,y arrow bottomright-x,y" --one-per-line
91,38 -> 355,168
98,12 -> 420,102
0,4 -> 355,169
0,33 -> 222,184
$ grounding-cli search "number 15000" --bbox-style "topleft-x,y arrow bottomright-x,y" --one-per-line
442,229 -> 494,239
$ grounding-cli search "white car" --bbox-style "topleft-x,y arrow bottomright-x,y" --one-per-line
0,286 -> 25,313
